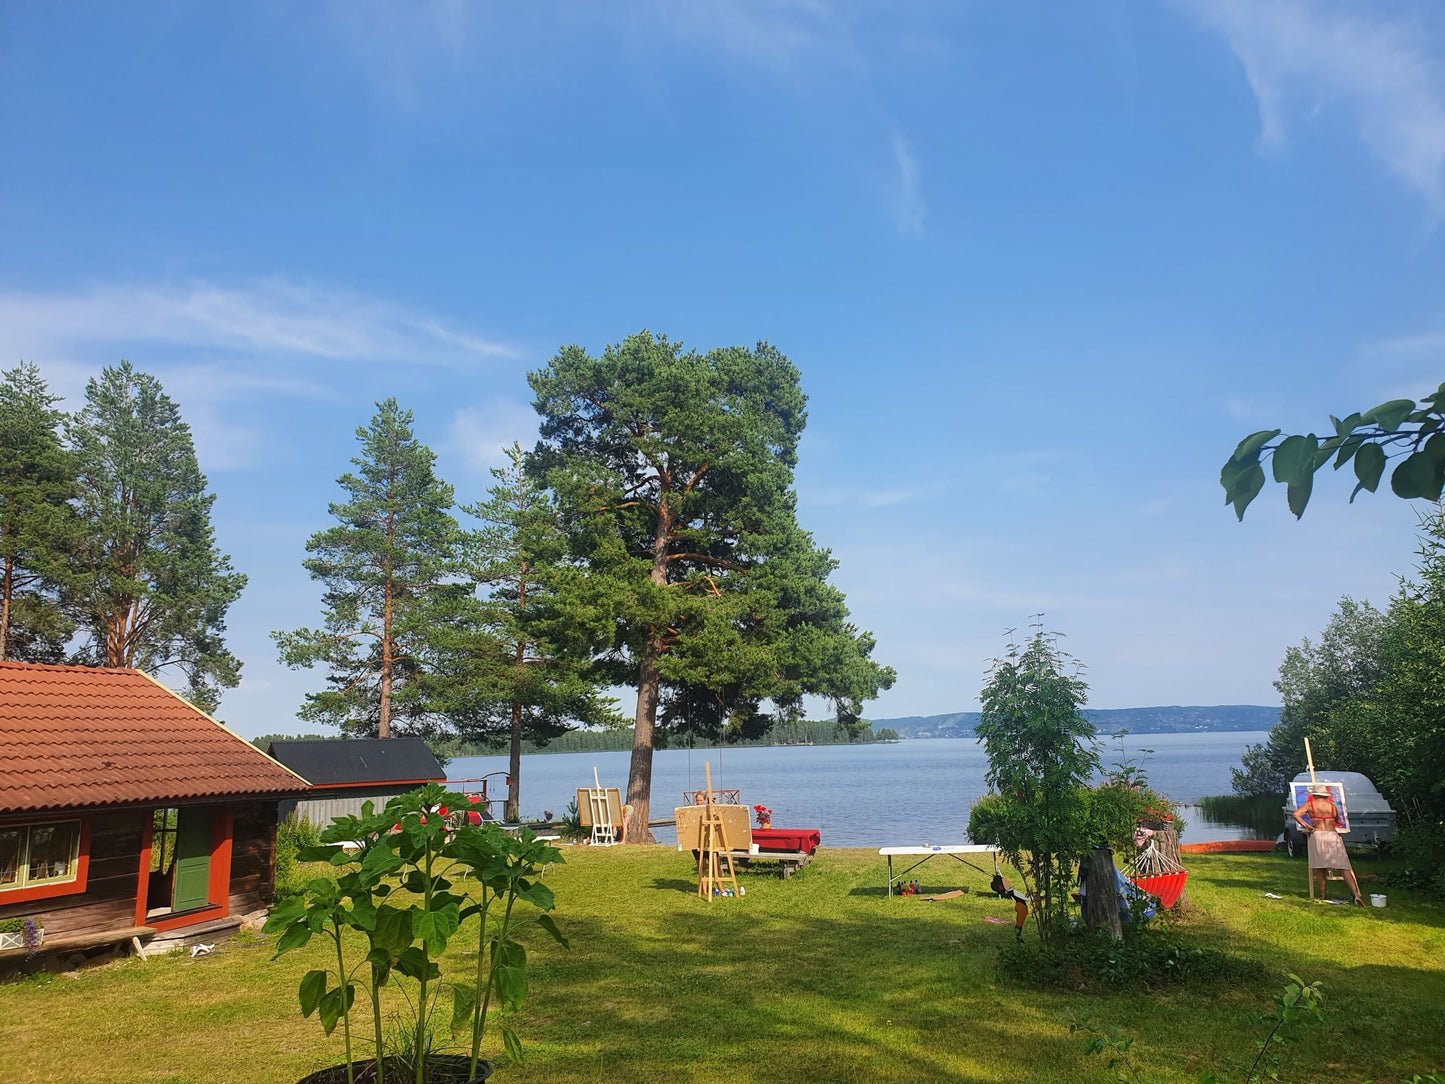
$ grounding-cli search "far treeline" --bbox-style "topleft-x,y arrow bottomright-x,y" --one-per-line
9,335 -> 893,841
255,719 -> 899,759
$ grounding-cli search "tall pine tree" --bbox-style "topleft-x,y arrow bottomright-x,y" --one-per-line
530,331 -> 894,841
275,398 -> 463,738
0,363 -> 79,662
456,443 -> 616,819
67,361 -> 246,711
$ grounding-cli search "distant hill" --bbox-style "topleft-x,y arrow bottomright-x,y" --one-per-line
871,705 -> 1280,739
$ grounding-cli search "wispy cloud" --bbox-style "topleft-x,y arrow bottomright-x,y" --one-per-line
447,400 -> 539,476
1182,0 -> 1445,215
0,277 -> 514,470
891,133 -> 927,235
0,278 -> 515,367
636,0 -> 861,74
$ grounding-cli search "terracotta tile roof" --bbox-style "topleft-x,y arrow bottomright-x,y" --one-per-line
0,662 -> 308,812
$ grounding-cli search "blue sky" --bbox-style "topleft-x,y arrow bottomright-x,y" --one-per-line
3,1 -> 1444,737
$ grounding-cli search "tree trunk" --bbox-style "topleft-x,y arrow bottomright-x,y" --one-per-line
625,635 -> 661,844
378,574 -> 393,739
0,554 -> 12,661
1084,845 -> 1123,941
506,699 -> 523,822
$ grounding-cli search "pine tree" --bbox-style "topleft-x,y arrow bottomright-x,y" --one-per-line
67,361 -> 246,711
0,363 -> 79,662
530,331 -> 894,841
274,398 -> 463,738
455,443 -> 616,819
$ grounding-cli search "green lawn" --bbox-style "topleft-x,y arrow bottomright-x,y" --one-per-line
2,848 -> 1442,1083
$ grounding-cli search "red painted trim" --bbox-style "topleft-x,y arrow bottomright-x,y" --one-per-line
208,805 -> 233,918
134,815 -> 154,927
0,815 -> 91,904
148,903 -> 224,933
305,778 -> 442,790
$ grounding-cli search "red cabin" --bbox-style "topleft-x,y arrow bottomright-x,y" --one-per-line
0,662 -> 308,968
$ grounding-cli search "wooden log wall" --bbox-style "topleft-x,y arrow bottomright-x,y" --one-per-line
228,800 -> 279,915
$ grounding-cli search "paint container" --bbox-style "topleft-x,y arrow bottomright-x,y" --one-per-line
1370,893 -> 1386,908
750,843 -> 759,855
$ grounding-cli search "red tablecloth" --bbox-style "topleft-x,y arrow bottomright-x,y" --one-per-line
751,827 -> 821,855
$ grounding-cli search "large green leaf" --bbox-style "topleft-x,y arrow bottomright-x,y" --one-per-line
372,904 -> 412,955
299,970 -> 328,1017
1391,444 -> 1445,500
1230,429 -> 1280,462
317,984 -> 355,1037
452,982 -> 478,1033
535,912 -> 569,949
1363,399 -> 1416,433
1223,461 -> 1265,521
1353,442 -> 1386,494
274,920 -> 313,956
502,1024 -> 524,1066
263,897 -> 306,933
495,964 -> 528,1009
1271,434 -> 1318,485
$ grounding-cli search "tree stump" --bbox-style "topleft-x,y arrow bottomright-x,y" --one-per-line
1084,845 -> 1123,941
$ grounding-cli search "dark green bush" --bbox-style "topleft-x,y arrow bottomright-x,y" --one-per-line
272,813 -> 323,900
999,927 -> 1264,992
1383,822 -> 1445,898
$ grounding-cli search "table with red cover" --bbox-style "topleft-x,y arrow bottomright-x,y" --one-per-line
751,827 -> 821,855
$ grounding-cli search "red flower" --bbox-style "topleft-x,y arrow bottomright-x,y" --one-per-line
437,806 -> 448,817
418,814 -> 427,825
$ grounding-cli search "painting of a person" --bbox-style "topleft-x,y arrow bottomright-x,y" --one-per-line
1291,783 -> 1364,906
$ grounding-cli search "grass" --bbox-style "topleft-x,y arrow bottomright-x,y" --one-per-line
1,848 -> 1442,1083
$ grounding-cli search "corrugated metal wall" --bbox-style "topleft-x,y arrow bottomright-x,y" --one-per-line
284,789 -> 409,827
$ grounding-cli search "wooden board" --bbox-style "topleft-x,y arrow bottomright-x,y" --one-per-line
576,788 -> 623,828
674,805 -> 751,852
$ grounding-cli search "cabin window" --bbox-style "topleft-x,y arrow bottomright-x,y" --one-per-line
0,820 -> 82,891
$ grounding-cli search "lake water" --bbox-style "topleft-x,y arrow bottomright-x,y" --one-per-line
446,731 -> 1272,848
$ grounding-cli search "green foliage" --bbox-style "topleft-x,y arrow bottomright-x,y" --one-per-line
1233,510 -> 1445,891
434,717 -> 899,758
0,916 -> 24,934
274,399 -> 465,738
1230,597 -> 1385,798
1220,383 -> 1445,518
273,814 -> 324,901
969,623 -> 1098,941
264,783 -> 566,1084
1008,928 -> 1263,993
0,363 -> 78,663
529,330 -> 893,831
66,361 -> 245,711
451,442 -> 617,818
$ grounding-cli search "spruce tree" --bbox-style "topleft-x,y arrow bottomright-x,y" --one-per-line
530,331 -> 894,841
454,443 -> 616,819
274,398 -> 463,738
0,363 -> 79,662
67,361 -> 246,711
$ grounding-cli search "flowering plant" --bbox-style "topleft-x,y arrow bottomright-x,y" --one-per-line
752,804 -> 772,826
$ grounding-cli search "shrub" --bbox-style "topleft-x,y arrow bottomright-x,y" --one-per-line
1000,926 -> 1264,993
274,813 -> 323,901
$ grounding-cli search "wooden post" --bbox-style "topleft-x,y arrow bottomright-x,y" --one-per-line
1084,846 -> 1123,941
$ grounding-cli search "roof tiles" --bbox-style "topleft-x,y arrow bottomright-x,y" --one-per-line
0,662 -> 307,812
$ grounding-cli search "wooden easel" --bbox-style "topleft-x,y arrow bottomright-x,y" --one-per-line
587,767 -> 615,847
696,762 -> 740,902
1303,738 -> 1345,900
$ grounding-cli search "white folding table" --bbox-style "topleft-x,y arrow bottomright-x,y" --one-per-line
879,844 -> 1001,896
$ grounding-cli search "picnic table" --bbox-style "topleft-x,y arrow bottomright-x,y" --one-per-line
878,844 -> 1001,896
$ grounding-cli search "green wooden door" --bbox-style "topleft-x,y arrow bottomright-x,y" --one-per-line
171,809 -> 212,912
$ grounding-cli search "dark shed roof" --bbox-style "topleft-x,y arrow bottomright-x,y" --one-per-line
266,738 -> 445,788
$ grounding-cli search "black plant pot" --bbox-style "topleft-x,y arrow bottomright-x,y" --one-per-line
297,1055 -> 493,1084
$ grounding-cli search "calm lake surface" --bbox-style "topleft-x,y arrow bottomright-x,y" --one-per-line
446,731 -> 1273,848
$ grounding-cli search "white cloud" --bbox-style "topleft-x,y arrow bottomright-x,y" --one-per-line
0,278 -> 514,367
1,277 -> 514,471
447,400 -> 539,476
891,133 -> 927,235
1183,0 -> 1445,215
636,0 -> 860,74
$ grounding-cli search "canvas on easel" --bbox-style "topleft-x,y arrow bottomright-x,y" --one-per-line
695,761 -> 740,901
584,767 -> 617,846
